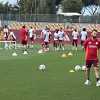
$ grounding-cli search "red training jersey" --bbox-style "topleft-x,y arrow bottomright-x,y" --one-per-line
84,38 -> 100,60
19,28 -> 28,41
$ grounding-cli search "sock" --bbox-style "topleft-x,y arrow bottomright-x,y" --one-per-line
96,78 -> 100,82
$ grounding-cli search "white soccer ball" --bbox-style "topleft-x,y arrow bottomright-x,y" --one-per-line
38,49 -> 43,54
74,65 -> 81,71
82,65 -> 86,71
38,64 -> 46,71
12,52 -> 18,56
23,51 -> 28,55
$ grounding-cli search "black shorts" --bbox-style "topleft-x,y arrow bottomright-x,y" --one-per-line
86,60 -> 99,68
73,39 -> 78,44
59,40 -> 63,43
21,40 -> 27,45
30,37 -> 34,41
44,42 -> 49,46
81,40 -> 85,45
53,40 -> 58,45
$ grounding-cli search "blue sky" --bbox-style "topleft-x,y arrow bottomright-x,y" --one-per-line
0,0 -> 17,4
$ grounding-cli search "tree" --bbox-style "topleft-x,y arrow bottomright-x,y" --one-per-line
61,0 -> 82,13
18,0 -> 56,14
82,0 -> 100,15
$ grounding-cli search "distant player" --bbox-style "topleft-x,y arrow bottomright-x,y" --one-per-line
40,27 -> 47,49
3,25 -> 9,49
0,28 -> 3,40
72,29 -> 79,50
28,27 -> 34,47
80,28 -> 87,47
53,29 -> 59,51
84,29 -> 100,87
19,25 -> 28,54
8,30 -> 16,41
8,30 -> 16,49
58,27 -> 65,50
3,25 -> 9,40
42,28 -> 51,51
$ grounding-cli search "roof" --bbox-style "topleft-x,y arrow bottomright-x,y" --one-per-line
57,12 -> 81,16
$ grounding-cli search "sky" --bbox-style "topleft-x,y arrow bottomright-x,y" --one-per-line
0,0 -> 17,4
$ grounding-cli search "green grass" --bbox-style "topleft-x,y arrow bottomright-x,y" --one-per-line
0,48 -> 100,100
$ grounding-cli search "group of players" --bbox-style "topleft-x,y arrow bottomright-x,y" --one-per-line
18,25 -> 100,87
20,25 -> 88,52
0,25 -> 88,52
1,25 -> 100,86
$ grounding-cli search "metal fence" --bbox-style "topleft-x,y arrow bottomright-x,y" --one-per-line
0,14 -> 100,25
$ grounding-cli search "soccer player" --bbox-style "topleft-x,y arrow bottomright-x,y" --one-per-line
40,27 -> 47,49
72,29 -> 79,50
19,25 -> 28,54
58,27 -> 65,50
53,29 -> 59,51
28,26 -> 34,47
8,30 -> 16,41
3,25 -> 9,40
84,29 -> 100,87
80,28 -> 87,47
8,29 -> 16,49
42,28 -> 51,51
3,25 -> 9,49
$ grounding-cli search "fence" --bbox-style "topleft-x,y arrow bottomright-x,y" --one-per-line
0,14 -> 100,25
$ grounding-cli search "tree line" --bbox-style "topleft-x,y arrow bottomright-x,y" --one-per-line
0,0 -> 99,15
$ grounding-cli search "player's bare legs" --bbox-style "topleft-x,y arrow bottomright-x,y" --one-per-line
93,67 -> 100,86
84,67 -> 91,85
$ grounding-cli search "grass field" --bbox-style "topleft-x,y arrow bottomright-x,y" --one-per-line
0,47 -> 100,100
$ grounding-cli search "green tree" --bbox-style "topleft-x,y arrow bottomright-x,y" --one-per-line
18,0 -> 56,14
82,0 -> 100,15
61,0 -> 83,13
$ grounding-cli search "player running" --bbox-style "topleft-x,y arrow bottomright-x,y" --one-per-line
84,29 -> 100,87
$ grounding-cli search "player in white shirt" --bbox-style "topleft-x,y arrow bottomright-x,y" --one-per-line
58,28 -> 65,50
8,30 -> 16,49
8,30 -> 16,41
40,27 -> 47,47
3,25 -> 9,49
72,29 -> 79,50
28,27 -> 35,47
43,28 -> 51,51
53,29 -> 59,51
3,25 -> 9,40
80,28 -> 87,46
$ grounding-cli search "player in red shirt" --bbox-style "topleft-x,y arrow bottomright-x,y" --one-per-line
19,25 -> 28,54
84,29 -> 100,86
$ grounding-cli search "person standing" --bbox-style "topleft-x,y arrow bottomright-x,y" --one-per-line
84,29 -> 100,87
72,29 -> 79,50
80,28 -> 87,47
19,25 -> 28,54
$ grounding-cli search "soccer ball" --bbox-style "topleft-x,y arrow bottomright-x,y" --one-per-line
82,65 -> 86,71
23,51 -> 28,55
74,65 -> 81,71
38,49 -> 43,54
38,64 -> 46,71
61,53 -> 67,58
68,52 -> 73,56
12,52 -> 18,56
